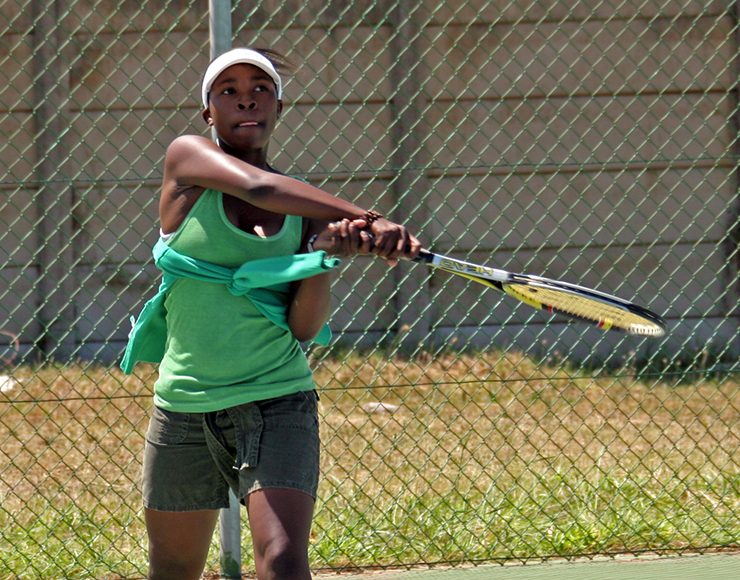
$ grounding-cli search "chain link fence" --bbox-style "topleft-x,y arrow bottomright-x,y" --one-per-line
2,0 -> 740,578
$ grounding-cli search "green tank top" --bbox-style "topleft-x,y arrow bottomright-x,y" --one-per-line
153,189 -> 315,412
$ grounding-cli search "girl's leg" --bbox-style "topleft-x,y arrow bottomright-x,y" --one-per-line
245,488 -> 315,580
145,508 -> 220,580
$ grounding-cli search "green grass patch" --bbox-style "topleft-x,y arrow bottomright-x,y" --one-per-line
1,350 -> 739,578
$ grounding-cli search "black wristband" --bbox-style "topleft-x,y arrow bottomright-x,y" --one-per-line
363,209 -> 384,226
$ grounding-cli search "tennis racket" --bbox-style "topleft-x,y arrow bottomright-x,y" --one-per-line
409,248 -> 666,337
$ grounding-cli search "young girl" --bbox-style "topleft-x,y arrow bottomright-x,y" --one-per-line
139,47 -> 421,580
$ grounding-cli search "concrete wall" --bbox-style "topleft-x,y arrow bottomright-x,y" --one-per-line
1,0 -> 737,365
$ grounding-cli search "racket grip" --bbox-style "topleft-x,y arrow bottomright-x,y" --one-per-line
364,232 -> 432,263
413,249 -> 434,264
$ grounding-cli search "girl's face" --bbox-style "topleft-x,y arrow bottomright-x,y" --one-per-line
203,63 -> 282,153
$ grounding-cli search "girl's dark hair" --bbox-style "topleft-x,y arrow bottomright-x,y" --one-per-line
251,47 -> 296,76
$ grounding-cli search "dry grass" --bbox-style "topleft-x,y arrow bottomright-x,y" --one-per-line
0,350 -> 739,578
316,350 -> 740,488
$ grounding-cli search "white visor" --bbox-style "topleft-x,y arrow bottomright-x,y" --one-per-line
201,48 -> 283,107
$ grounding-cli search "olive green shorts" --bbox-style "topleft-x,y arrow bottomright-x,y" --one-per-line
141,390 -> 320,511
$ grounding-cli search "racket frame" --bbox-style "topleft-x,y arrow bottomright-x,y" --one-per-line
414,249 -> 666,336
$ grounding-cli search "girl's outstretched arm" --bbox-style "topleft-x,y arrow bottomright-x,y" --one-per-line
161,135 -> 421,261
164,135 -> 363,219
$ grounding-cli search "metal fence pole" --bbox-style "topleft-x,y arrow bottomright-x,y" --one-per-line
31,0 -> 76,361
388,0 -> 432,348
209,4 -> 242,578
219,488 -> 242,579
209,0 -> 232,57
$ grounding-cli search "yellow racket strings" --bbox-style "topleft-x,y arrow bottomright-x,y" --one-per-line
504,283 -> 663,335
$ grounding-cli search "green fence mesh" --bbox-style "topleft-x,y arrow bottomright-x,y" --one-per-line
1,1 -> 740,578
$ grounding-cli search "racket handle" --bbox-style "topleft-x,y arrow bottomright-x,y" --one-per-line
363,232 -> 433,263
413,249 -> 434,264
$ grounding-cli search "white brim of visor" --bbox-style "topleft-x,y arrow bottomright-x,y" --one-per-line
201,48 -> 283,107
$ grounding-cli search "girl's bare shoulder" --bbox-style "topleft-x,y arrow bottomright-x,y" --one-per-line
166,134 -> 213,158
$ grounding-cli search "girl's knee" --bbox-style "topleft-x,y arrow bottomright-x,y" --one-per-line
148,558 -> 205,580
148,539 -> 211,580
259,545 -> 310,580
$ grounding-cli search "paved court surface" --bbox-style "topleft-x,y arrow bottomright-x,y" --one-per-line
332,552 -> 740,580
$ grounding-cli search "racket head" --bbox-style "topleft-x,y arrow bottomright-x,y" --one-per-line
413,249 -> 666,337
502,276 -> 666,337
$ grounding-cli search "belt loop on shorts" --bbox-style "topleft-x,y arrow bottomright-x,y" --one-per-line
226,403 -> 263,470
202,411 -> 237,470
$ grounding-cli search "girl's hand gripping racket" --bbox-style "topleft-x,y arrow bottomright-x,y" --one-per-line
407,247 -> 666,337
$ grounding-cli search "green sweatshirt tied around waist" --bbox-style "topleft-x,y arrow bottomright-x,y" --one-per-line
120,238 -> 341,374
